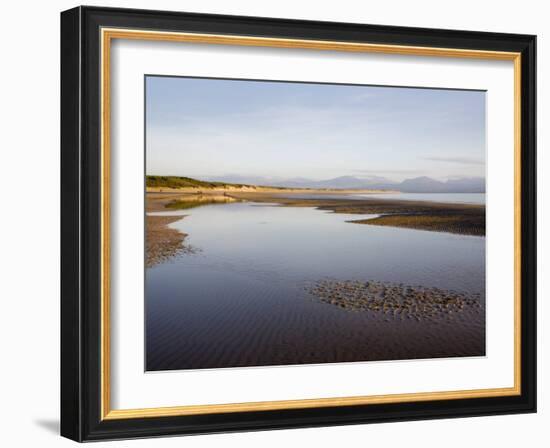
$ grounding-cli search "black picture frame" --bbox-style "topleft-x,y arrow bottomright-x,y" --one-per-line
61,5 -> 536,442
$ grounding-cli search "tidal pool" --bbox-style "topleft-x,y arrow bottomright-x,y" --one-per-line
146,200 -> 485,371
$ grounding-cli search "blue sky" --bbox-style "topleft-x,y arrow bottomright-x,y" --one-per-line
145,76 -> 486,182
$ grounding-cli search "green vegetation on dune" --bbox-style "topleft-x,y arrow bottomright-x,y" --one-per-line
146,175 -> 250,189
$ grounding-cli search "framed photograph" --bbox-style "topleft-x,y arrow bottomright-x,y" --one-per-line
60,6 -> 536,442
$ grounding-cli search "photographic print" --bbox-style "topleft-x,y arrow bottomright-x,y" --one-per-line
61,9 -> 536,440
145,76 -> 486,371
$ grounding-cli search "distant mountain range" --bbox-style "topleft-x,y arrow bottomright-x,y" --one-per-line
203,175 -> 486,193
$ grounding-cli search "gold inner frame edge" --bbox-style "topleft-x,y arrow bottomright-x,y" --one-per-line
100,27 -> 522,420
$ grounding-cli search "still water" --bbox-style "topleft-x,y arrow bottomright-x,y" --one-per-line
146,201 -> 485,371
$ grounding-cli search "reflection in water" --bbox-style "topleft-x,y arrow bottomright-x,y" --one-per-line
146,200 -> 485,371
165,194 -> 242,210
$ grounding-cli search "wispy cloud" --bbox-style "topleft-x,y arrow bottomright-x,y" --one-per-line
146,77 -> 486,180
421,156 -> 484,165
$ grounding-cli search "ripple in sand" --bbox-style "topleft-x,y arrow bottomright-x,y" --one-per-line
305,280 -> 481,322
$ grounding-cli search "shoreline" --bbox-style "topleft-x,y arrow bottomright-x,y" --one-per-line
227,191 -> 485,236
146,186 -> 399,194
145,189 -> 485,267
145,190 -> 485,369
146,215 -> 189,267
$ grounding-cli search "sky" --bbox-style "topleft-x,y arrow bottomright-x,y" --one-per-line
145,76 -> 486,182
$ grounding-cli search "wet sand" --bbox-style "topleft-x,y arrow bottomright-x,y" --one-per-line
352,213 -> 484,236
306,280 -> 482,322
147,273 -> 485,370
146,191 -> 245,266
145,193 -> 485,369
146,215 -> 189,268
145,190 -> 485,266
229,191 -> 485,236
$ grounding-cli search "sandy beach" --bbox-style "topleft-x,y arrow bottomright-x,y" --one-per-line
145,189 -> 484,267
146,189 -> 485,262
145,193 -> 196,267
145,198 -> 485,369
145,215 -> 187,267
226,191 -> 485,236
145,189 -> 485,369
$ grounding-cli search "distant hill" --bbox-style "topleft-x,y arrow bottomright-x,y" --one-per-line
148,174 -> 485,193
395,176 -> 485,193
444,177 -> 486,193
206,175 -> 486,193
283,175 -> 393,189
